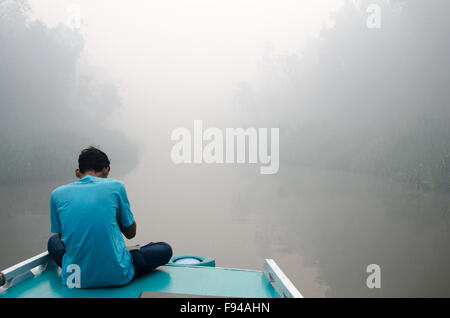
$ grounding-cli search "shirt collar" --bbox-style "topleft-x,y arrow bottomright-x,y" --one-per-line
76,175 -> 95,183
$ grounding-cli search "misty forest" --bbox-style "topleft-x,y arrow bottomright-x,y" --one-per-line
1,0 -> 449,297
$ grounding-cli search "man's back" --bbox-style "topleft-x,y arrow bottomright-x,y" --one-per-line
50,175 -> 135,288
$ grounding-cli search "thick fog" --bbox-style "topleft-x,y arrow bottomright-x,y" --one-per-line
1,0 -> 449,297
0,0 -> 138,185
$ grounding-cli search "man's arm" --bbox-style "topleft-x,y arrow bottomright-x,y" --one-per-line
116,182 -> 136,239
117,216 -> 136,239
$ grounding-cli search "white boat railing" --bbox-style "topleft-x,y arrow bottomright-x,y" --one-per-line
0,246 -> 141,289
1,252 -> 303,298
0,251 -> 51,289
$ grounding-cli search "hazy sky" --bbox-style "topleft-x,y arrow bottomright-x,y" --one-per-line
27,0 -> 344,144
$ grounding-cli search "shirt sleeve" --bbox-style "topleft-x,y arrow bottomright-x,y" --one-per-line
50,193 -> 62,234
117,183 -> 135,228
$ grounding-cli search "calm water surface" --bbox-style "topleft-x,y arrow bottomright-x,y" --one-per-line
1,149 -> 449,297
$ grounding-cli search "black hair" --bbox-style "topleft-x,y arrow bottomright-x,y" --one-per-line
78,146 -> 110,173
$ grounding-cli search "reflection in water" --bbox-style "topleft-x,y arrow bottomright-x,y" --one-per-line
1,153 -> 449,297
232,166 -> 450,297
0,182 -> 55,268
121,149 -> 450,297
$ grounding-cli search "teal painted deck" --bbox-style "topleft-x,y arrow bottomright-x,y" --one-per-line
0,262 -> 279,298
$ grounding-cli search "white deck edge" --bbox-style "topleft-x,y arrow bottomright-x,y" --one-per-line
1,252 -> 303,298
263,259 -> 303,298
0,251 -> 50,288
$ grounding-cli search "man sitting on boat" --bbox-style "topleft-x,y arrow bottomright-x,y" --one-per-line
47,146 -> 172,288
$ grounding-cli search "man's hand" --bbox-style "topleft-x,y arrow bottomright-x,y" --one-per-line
58,233 -> 66,249
117,217 -> 137,239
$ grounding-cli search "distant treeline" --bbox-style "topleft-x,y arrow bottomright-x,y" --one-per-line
0,0 -> 137,185
281,114 -> 450,192
234,0 -> 450,192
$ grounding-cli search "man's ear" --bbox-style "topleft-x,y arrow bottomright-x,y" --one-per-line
75,169 -> 81,178
103,166 -> 110,178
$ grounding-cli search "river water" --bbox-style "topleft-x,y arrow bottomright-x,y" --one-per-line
1,147 -> 449,297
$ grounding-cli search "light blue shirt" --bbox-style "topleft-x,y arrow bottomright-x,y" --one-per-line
50,175 -> 135,288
